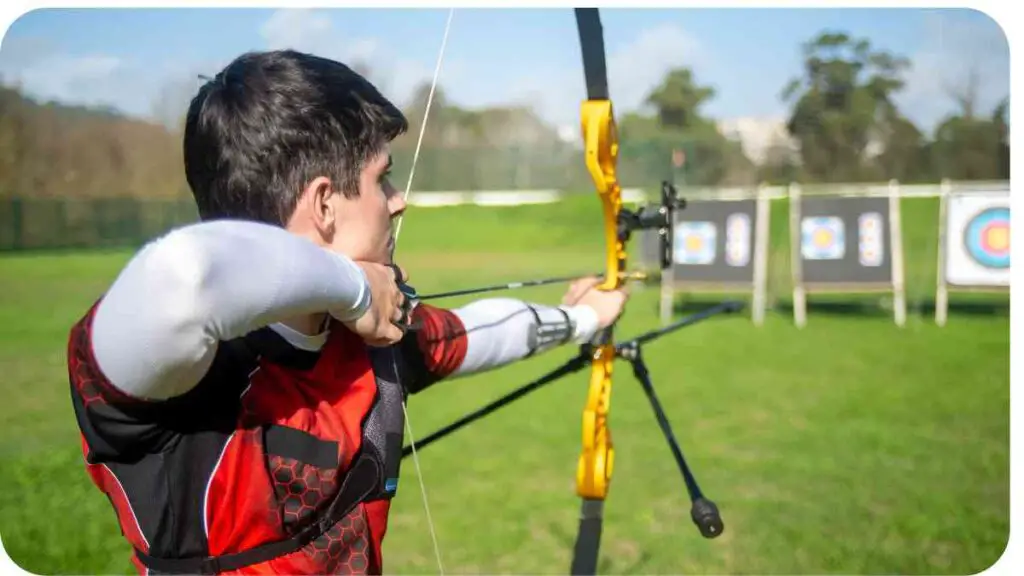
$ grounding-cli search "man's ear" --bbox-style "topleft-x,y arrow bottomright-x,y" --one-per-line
305,176 -> 337,237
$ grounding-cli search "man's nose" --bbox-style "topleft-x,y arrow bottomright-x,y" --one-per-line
388,190 -> 407,217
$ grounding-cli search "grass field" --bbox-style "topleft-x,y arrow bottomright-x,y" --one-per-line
0,193 -> 1010,574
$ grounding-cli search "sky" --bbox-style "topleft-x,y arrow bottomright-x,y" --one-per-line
0,6 -> 1010,135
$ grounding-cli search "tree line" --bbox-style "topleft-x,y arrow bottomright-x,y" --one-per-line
0,30 -> 1008,201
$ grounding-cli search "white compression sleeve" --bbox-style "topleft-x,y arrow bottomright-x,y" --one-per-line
90,219 -> 371,400
450,297 -> 600,377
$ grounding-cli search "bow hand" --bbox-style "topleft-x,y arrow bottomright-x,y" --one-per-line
561,277 -> 630,330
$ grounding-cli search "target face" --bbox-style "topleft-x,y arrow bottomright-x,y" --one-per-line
963,207 -> 1010,269
725,213 -> 751,267
858,212 -> 884,267
801,216 -> 845,260
673,221 -> 716,265
944,192 -> 1010,287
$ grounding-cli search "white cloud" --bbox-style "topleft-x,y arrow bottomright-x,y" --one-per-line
607,23 -> 704,114
260,8 -> 334,51
0,33 -> 195,122
503,22 -> 705,130
0,44 -> 125,110
895,10 -> 1009,131
257,8 -> 444,108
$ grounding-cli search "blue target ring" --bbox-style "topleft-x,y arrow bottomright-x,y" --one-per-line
963,207 -> 1010,269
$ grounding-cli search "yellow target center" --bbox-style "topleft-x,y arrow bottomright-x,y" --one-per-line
985,226 -> 1009,251
813,229 -> 832,247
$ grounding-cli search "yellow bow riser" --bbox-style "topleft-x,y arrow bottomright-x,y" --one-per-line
579,99 -> 625,293
576,98 -> 622,501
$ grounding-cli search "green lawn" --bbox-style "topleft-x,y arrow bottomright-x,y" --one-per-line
0,195 -> 1009,574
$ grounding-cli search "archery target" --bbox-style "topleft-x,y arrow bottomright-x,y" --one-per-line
944,192 -> 1010,286
725,213 -> 751,267
858,212 -> 884,267
801,216 -> 845,260
964,207 -> 1010,269
673,221 -> 716,265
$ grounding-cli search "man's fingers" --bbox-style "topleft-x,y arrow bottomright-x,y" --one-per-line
388,263 -> 409,284
563,275 -> 605,306
572,276 -> 601,292
367,321 -> 406,347
386,322 -> 405,341
564,277 -> 592,304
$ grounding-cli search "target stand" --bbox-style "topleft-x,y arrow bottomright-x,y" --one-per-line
788,181 -> 907,328
934,180 -> 1010,326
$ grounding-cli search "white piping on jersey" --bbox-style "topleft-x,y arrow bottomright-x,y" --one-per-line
239,359 -> 261,400
203,359 -> 260,541
202,432 -> 237,541
100,462 -> 150,575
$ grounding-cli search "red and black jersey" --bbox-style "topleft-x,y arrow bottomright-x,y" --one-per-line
68,300 -> 469,575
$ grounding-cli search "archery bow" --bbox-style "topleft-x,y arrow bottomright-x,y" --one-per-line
570,8 -> 620,574
394,8 -> 741,575
570,10 -> 731,572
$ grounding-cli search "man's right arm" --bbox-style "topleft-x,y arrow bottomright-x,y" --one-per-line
89,219 -> 372,401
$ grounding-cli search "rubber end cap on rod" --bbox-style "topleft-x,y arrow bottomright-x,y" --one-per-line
691,497 -> 724,539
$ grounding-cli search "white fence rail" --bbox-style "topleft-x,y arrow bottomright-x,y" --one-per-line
406,180 -> 1011,207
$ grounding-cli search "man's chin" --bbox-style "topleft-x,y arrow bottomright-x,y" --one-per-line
322,246 -> 392,265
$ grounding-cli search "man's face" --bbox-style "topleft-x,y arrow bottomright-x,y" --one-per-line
322,149 -> 406,264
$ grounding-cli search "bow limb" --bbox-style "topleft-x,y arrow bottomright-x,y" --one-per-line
571,8 -> 621,575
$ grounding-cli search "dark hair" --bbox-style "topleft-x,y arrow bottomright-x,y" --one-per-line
183,49 -> 408,225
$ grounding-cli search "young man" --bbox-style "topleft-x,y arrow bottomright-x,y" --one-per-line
67,49 -> 628,575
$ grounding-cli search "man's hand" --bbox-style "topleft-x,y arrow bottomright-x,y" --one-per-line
562,276 -> 629,329
341,262 -> 410,347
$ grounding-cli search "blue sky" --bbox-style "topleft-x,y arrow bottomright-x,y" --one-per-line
0,7 -> 1009,135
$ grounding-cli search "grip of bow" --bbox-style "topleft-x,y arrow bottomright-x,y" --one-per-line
575,98 -> 622,500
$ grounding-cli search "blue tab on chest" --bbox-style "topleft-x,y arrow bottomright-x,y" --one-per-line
385,477 -> 399,493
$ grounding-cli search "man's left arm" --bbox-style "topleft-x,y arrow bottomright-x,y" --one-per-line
398,297 -> 600,395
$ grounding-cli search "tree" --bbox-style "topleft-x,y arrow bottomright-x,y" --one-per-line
931,107 -> 1007,181
868,116 -> 931,182
993,96 -> 1010,178
643,68 -> 715,130
926,68 -> 1008,181
781,31 -> 915,182
620,67 -> 754,186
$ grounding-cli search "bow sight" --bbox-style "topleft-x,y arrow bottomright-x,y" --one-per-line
620,180 -> 687,271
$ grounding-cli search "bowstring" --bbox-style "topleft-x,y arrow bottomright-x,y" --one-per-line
392,8 -> 455,576
392,9 -> 454,246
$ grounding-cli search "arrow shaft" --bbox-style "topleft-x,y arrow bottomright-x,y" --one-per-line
416,271 -> 646,301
